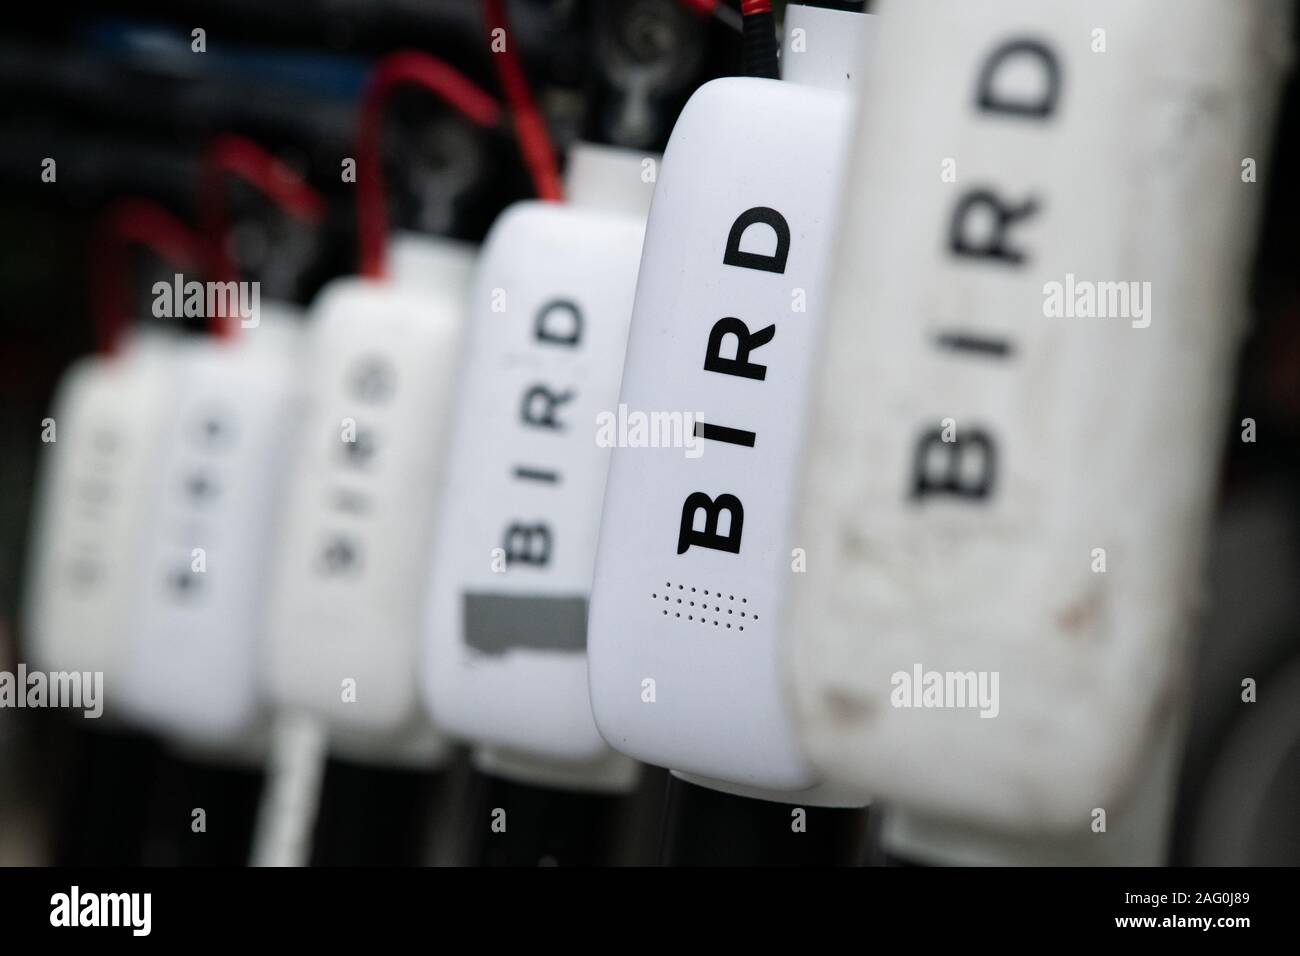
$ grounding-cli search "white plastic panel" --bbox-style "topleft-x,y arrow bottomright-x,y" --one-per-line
786,0 -> 1292,831
422,201 -> 644,763
266,277 -> 462,733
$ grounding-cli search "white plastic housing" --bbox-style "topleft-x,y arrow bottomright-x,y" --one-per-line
786,0 -> 1292,831
341,241 -> 473,766
22,337 -> 175,711
587,74 -> 858,791
388,232 -> 477,296
422,198 -> 645,763
119,328 -> 299,743
265,277 -> 461,734
883,709 -> 1187,865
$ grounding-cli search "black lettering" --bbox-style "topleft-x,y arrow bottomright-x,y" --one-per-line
677,492 -> 744,555
911,428 -> 997,501
704,318 -> 775,381
694,421 -> 756,448
513,466 -> 559,483
534,299 -> 582,346
504,523 -> 552,566
976,39 -> 1061,119
949,190 -> 1039,265
520,385 -> 574,430
723,207 -> 790,274
934,331 -> 1013,359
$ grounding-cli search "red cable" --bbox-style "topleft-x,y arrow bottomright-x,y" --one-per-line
91,199 -> 202,355
677,0 -> 743,31
483,0 -> 564,205
741,0 -> 771,15
199,134 -> 326,336
356,51 -> 503,278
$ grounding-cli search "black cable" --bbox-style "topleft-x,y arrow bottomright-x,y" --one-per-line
741,1 -> 780,79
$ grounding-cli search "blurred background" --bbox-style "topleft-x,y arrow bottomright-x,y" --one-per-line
0,0 -> 1298,865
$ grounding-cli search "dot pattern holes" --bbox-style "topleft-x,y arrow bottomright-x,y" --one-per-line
657,582 -> 748,631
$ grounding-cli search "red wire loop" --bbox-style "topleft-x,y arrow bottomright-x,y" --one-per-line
356,51 -> 503,278
91,199 -> 203,356
483,0 -> 564,205
199,134 -> 325,335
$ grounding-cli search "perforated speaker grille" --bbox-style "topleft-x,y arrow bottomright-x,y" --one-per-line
652,580 -> 758,631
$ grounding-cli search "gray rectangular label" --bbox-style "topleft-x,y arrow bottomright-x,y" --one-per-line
463,592 -> 588,655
